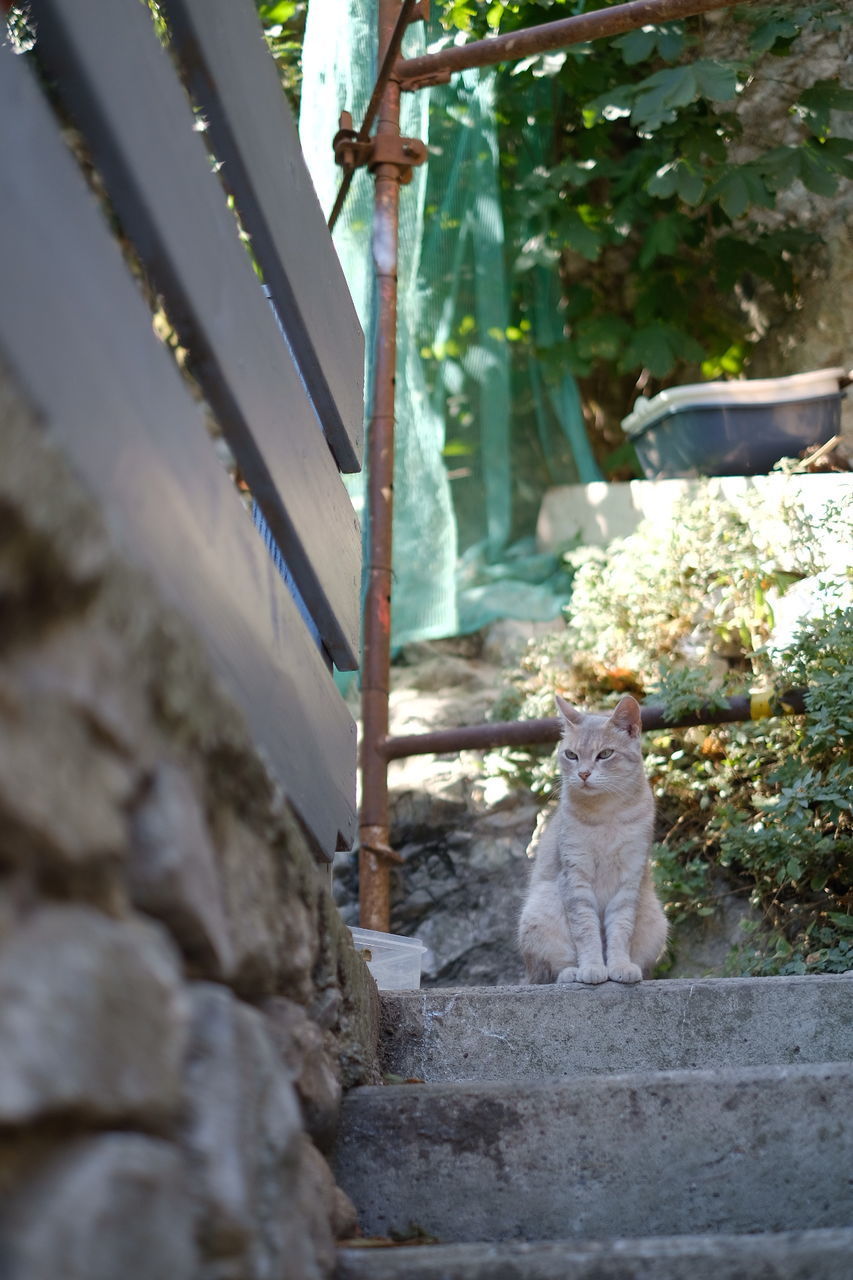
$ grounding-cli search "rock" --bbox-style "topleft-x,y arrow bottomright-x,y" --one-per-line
480,618 -> 563,666
0,905 -> 187,1127
128,761 -> 234,979
389,790 -> 537,987
0,1134 -> 197,1280
263,996 -> 342,1148
183,983 -> 326,1280
0,369 -> 110,639
293,1133 -> 358,1261
0,685 -> 134,871
212,809 -> 293,998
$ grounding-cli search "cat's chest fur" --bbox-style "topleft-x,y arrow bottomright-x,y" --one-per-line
557,795 -> 653,898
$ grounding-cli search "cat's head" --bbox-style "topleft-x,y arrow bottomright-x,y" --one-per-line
555,694 -> 644,798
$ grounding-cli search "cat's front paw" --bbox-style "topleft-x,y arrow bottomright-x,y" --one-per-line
608,961 -> 642,984
556,966 -> 578,984
576,964 -> 608,985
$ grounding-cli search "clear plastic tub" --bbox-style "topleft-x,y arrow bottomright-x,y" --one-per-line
622,368 -> 848,479
349,927 -> 427,990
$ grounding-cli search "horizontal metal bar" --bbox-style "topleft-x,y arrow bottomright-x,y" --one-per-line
381,689 -> 807,760
397,0 -> 745,85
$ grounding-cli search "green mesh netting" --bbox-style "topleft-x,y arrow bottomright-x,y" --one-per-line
300,2 -> 600,648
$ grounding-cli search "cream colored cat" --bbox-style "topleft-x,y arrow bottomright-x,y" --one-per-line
518,693 -> 668,985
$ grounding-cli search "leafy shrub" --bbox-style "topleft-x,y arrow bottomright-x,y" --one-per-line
487,485 -> 853,973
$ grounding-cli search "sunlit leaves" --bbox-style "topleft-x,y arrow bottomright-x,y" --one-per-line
646,161 -> 705,205
797,78 -> 853,136
613,23 -> 685,67
588,61 -> 739,132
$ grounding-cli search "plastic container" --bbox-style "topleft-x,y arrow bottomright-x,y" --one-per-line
349,927 -> 427,991
621,368 -> 848,479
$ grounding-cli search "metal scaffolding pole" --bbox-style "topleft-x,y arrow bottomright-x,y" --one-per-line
380,690 -> 808,761
359,0 -> 410,931
398,0 -> 750,87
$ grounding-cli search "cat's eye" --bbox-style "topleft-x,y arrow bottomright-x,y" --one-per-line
597,748 -> 614,759
563,749 -> 578,762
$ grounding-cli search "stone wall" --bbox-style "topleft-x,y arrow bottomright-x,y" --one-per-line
0,366 -> 379,1280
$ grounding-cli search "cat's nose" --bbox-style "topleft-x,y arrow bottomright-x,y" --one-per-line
578,769 -> 591,781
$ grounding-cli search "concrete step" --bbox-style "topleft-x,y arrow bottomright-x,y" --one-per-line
337,1228 -> 853,1280
380,976 -> 853,1082
333,1061 -> 853,1243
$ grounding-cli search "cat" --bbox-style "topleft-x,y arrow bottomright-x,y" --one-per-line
518,693 -> 668,985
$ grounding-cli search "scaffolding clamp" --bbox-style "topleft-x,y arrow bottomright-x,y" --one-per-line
333,112 -> 427,185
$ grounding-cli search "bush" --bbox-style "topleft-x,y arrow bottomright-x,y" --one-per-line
488,485 -> 853,974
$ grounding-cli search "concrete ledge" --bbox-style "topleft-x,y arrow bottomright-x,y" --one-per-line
337,1228 -> 853,1280
537,473 -> 853,551
334,1061 -> 853,1242
380,976 -> 853,1082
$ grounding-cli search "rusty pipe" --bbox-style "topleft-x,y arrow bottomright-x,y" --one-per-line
359,0 -> 406,933
397,0 -> 746,85
380,689 -> 808,760
328,0 -> 419,232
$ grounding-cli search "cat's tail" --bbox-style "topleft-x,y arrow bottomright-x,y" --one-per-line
525,959 -> 557,985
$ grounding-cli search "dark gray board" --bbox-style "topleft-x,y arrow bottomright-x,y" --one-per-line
161,0 -> 365,474
28,0 -> 360,671
0,41 -> 356,855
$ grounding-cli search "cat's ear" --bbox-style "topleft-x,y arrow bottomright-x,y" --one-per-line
609,694 -> 642,738
555,694 -> 584,726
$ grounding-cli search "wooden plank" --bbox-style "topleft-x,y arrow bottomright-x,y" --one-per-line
0,40 -> 356,855
161,0 -> 365,473
28,0 -> 361,671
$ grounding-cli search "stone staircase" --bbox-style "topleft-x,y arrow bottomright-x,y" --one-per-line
333,976 -> 853,1278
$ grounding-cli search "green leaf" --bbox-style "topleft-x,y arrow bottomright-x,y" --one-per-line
799,145 -> 842,197
694,61 -> 739,103
614,21 -> 685,65
623,324 -> 678,377
676,166 -> 705,205
759,146 -> 805,190
747,16 -> 798,54
559,209 -> 603,262
797,78 -> 853,136
658,27 -> 686,62
574,314 -> 631,362
614,26 -> 657,65
258,1 -> 297,21
631,66 -> 697,131
710,167 -> 774,219
646,162 -> 679,200
638,213 -> 689,267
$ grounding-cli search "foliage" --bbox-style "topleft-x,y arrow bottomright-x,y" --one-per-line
256,1 -> 307,112
487,485 -> 853,974
436,0 -> 853,459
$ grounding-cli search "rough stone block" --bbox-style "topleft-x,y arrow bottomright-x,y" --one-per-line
0,1134 -> 197,1280
128,761 -> 234,979
263,996 -> 342,1147
213,809 -> 310,998
0,686 -> 134,871
0,905 -> 187,1127
183,983 -> 327,1280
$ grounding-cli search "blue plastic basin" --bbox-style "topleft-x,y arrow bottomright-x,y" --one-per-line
630,393 -> 844,479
